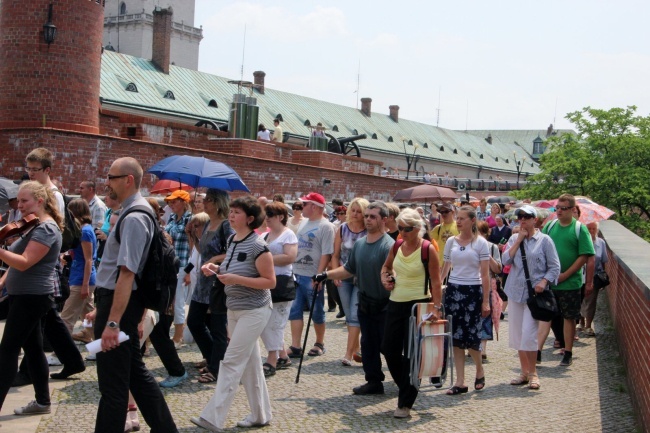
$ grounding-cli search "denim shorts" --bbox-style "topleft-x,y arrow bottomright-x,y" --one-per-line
288,275 -> 325,325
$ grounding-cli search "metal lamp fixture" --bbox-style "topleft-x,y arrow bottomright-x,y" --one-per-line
43,3 -> 57,46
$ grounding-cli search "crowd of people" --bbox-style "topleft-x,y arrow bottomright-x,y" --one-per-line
0,148 -> 608,431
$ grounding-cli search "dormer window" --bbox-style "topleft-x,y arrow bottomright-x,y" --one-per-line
208,99 -> 218,108
163,90 -> 175,100
125,83 -> 138,93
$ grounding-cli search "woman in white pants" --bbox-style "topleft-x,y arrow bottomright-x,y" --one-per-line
501,205 -> 560,390
192,196 -> 276,431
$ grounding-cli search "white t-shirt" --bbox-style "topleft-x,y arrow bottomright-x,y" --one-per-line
264,228 -> 298,276
257,129 -> 271,140
294,218 -> 335,276
444,235 -> 490,286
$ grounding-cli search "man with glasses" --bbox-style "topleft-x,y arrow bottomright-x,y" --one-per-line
538,193 -> 594,367
288,192 -> 335,358
313,201 -> 394,395
93,157 -> 177,433
25,148 -> 65,213
429,203 -> 458,268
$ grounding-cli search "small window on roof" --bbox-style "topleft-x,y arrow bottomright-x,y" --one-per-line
467,151 -> 471,157
125,83 -> 138,92
495,156 -> 499,162
423,142 -> 428,148
480,154 -> 484,159
439,146 -> 444,151
163,90 -> 175,100
120,2 -> 126,15
372,133 -> 377,139
453,149 -> 458,154
388,136 -> 393,142
408,140 -> 413,146
352,129 -> 358,135
304,119 -> 311,127
505,158 -> 509,163
208,99 -> 218,108
332,125 -> 339,132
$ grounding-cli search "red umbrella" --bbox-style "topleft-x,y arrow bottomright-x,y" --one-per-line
150,179 -> 193,194
532,200 -> 556,209
542,202 -> 615,225
393,184 -> 457,202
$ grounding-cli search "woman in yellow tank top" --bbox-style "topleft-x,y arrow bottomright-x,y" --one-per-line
380,208 -> 442,419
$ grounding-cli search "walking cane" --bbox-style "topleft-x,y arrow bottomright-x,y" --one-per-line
295,281 -> 321,384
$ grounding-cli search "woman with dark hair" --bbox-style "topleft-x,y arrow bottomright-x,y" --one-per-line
257,124 -> 271,141
192,196 -> 276,431
187,189 -> 233,384
61,198 -> 97,344
287,201 -> 304,234
260,202 -> 298,377
0,181 -> 63,415
488,214 -> 511,246
440,205 -> 491,395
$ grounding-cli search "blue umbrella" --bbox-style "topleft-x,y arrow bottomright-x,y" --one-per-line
148,155 -> 249,192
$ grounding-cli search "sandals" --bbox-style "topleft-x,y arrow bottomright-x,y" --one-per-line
276,357 -> 292,369
288,346 -> 303,359
197,372 -> 217,383
528,373 -> 540,390
307,342 -> 326,356
341,358 -> 353,366
198,367 -> 210,375
194,359 -> 207,369
263,362 -> 276,377
446,385 -> 469,395
474,376 -> 486,391
510,374 -> 529,385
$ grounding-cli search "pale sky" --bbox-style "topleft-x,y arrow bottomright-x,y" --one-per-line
194,0 -> 649,131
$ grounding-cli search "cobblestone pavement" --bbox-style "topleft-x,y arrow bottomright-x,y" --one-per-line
1,294 -> 638,433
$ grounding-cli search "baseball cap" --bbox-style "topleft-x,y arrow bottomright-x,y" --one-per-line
164,190 -> 191,202
515,205 -> 537,218
299,192 -> 326,207
437,202 -> 455,212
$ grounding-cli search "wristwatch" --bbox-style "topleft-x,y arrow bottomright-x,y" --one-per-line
107,321 -> 119,329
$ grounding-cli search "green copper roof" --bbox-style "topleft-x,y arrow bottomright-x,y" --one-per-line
100,51 -> 542,175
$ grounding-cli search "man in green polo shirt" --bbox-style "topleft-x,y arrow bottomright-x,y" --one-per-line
538,194 -> 594,366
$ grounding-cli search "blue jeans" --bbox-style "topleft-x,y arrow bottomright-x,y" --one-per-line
337,279 -> 359,327
289,275 -> 325,325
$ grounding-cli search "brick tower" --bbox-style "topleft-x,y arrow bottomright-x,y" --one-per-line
0,0 -> 105,133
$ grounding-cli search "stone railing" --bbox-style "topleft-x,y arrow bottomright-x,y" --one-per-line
104,14 -> 203,37
599,220 -> 650,432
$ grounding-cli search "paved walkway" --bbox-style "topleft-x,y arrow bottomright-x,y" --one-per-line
0,294 -> 638,433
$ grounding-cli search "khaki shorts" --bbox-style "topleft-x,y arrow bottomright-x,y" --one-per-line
552,289 -> 582,320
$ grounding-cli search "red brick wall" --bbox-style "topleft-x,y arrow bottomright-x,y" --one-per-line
0,128 -> 420,201
0,0 -> 104,133
601,222 -> 650,432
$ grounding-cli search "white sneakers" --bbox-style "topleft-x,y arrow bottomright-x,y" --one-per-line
14,400 -> 51,416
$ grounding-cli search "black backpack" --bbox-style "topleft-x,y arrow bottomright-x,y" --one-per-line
115,204 -> 179,312
53,189 -> 82,252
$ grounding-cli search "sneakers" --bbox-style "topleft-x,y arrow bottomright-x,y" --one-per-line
352,382 -> 384,395
173,340 -> 185,350
236,414 -> 270,428
190,416 -> 222,432
126,408 -> 140,432
14,400 -> 51,416
335,310 -> 345,319
560,351 -> 573,366
159,371 -> 188,388
394,407 -> 411,418
46,354 -> 62,366
583,327 -> 595,337
536,350 -> 542,365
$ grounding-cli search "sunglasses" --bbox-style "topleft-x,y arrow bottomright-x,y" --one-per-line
397,225 -> 415,232
265,212 -> 276,218
439,210 -> 451,215
556,206 -> 573,211
517,214 -> 535,220
292,207 -> 302,211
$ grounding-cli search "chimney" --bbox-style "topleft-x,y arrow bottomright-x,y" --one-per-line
389,105 -> 400,122
360,97 -> 372,117
253,71 -> 266,95
486,133 -> 492,144
152,7 -> 173,74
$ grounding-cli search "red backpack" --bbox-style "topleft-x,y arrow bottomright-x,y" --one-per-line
392,239 -> 432,296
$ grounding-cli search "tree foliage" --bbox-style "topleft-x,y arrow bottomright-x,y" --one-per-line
519,106 -> 650,240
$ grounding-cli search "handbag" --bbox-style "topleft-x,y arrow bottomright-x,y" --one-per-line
519,243 -> 558,322
594,270 -> 610,289
271,274 -> 296,303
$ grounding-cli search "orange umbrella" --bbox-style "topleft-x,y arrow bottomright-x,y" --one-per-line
150,179 -> 193,194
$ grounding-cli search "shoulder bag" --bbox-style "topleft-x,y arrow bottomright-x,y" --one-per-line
519,243 -> 558,322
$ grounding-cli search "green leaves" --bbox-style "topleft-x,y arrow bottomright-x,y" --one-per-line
519,106 -> 650,240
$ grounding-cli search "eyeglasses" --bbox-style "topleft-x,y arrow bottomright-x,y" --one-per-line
265,212 -> 276,218
106,174 -> 129,180
397,225 -> 415,232
556,206 -> 574,211
517,214 -> 535,220
24,167 -> 44,172
292,207 -> 302,211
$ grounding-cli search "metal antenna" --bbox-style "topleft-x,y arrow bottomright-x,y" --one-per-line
354,59 -> 360,108
240,25 -> 247,82
436,86 -> 441,127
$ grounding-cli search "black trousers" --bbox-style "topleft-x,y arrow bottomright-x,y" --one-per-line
0,294 -> 52,409
149,312 -> 185,377
326,280 -> 343,311
18,299 -> 85,378
186,300 -> 228,376
94,288 -> 177,433
381,299 -> 428,410
358,307 -> 386,384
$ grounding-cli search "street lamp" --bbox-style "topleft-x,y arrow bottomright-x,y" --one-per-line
43,3 -> 57,46
402,138 -> 420,180
513,151 -> 526,182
